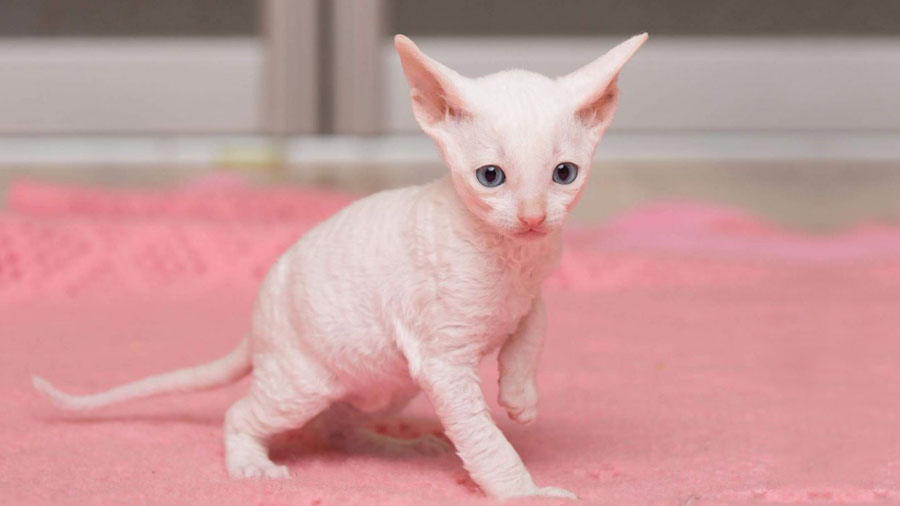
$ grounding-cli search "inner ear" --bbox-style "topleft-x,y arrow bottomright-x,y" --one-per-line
576,77 -> 619,129
410,88 -> 465,125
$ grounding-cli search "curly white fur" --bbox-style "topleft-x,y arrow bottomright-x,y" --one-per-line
33,33 -> 647,499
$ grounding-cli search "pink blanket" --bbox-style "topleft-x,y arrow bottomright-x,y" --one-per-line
2,179 -> 899,505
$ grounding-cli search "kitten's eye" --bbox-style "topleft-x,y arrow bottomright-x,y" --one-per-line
475,165 -> 505,187
553,162 -> 578,185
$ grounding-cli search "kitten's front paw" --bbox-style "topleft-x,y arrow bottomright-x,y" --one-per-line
499,379 -> 538,425
503,485 -> 578,500
535,486 -> 578,500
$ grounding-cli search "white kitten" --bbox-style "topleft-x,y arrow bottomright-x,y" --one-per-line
33,33 -> 647,499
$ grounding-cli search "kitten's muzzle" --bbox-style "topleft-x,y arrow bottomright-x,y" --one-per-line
517,213 -> 546,229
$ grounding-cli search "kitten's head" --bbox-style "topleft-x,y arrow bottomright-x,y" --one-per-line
395,34 -> 647,240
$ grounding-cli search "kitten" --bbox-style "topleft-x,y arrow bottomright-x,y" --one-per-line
33,33 -> 647,499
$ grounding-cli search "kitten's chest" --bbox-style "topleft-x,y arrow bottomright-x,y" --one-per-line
433,241 -> 557,342
481,269 -> 541,336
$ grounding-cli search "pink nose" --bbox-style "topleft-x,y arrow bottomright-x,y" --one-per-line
518,213 -> 546,228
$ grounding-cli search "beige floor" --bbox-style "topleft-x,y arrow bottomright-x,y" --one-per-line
1,160 -> 899,231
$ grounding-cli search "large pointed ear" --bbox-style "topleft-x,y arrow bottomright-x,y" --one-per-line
560,33 -> 648,140
394,34 -> 470,131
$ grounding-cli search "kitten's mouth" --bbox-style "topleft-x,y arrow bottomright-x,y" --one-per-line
514,228 -> 549,239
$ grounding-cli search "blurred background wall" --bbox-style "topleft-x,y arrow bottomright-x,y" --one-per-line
0,0 -> 898,228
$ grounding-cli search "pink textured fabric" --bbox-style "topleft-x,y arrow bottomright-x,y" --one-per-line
2,181 -> 900,505
6,177 -> 354,223
0,179 -> 353,303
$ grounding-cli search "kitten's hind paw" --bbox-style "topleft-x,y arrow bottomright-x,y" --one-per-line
227,460 -> 289,479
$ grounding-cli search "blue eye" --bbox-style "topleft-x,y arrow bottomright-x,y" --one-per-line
553,162 -> 578,184
475,165 -> 505,187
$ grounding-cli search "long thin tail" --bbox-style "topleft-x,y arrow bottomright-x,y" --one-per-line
32,337 -> 252,411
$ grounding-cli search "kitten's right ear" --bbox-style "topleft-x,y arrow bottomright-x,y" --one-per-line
394,35 -> 470,130
560,33 -> 648,142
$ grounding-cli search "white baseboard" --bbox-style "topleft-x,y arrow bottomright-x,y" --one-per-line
0,38 -> 262,134
287,132 -> 900,163
382,36 -> 900,133
0,132 -> 897,168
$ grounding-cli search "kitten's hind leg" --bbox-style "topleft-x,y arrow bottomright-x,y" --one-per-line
224,357 -> 340,479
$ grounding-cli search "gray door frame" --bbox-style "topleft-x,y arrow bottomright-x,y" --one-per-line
261,0 -> 386,135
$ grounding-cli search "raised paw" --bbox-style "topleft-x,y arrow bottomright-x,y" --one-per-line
499,380 -> 538,425
504,402 -> 537,425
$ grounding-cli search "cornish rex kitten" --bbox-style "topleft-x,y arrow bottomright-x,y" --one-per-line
33,33 -> 647,499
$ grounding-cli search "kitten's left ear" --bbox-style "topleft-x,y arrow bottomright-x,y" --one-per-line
394,34 -> 470,133
561,33 -> 648,141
